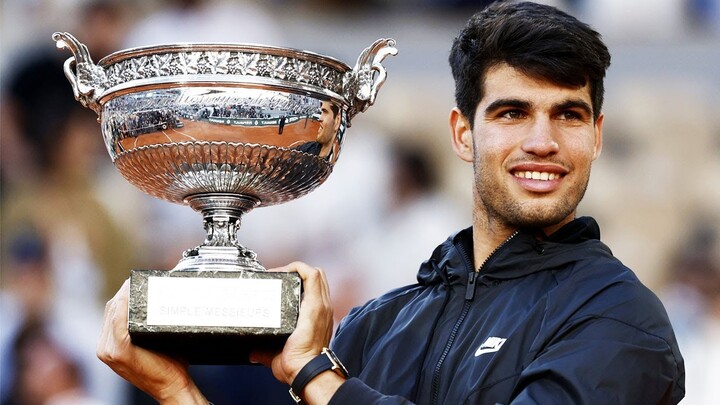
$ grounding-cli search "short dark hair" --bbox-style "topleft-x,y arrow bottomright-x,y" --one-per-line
449,1 -> 611,127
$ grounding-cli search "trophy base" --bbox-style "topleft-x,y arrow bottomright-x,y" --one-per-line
128,268 -> 301,365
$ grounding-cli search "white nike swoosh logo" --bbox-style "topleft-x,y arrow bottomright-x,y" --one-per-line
475,337 -> 507,357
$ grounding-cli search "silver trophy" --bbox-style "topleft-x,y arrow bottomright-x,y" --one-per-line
53,32 -> 396,363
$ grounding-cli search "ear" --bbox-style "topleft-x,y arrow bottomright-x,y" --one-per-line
592,113 -> 604,160
333,111 -> 342,131
450,107 -> 474,163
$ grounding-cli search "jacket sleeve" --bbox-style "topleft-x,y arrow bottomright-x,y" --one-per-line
328,378 -> 415,405
508,316 -> 684,404
328,307 -> 418,405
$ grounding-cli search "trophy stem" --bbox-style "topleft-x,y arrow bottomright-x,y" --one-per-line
173,193 -> 265,272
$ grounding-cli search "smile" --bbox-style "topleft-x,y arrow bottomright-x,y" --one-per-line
513,171 -> 561,181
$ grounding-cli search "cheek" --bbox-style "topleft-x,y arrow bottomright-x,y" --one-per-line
561,132 -> 598,164
473,140 -> 512,191
577,142 -> 599,167
474,138 -> 519,178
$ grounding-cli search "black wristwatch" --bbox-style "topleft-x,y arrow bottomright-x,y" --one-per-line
289,347 -> 349,403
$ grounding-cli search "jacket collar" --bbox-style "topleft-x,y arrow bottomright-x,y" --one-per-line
418,216 -> 611,286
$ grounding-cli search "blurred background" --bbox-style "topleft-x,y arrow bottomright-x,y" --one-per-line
1,0 -> 718,404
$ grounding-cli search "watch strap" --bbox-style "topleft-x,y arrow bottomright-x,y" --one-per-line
289,348 -> 348,403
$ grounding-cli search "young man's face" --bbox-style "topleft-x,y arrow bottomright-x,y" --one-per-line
452,63 -> 603,233
318,101 -> 340,144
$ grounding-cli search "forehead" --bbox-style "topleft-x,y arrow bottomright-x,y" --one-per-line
480,63 -> 592,107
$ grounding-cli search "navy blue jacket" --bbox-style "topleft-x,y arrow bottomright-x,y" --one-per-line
329,217 -> 684,404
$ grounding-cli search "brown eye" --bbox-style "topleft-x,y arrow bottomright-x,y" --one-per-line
559,110 -> 588,121
559,111 -> 582,120
501,110 -> 525,119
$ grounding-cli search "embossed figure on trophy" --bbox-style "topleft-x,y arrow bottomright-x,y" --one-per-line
53,31 -> 396,364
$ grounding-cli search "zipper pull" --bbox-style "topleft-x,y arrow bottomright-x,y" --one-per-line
465,271 -> 477,301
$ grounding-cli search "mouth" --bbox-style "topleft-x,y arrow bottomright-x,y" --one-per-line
509,164 -> 568,193
512,171 -> 562,181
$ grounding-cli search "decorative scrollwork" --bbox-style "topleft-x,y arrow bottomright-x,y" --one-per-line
102,50 -> 345,96
343,38 -> 398,122
52,32 -> 107,115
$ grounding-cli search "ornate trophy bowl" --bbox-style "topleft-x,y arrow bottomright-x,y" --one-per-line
53,32 -> 396,364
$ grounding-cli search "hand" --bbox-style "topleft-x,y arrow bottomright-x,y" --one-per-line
250,262 -> 335,384
96,279 -> 207,404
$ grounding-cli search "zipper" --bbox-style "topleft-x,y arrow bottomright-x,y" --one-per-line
477,230 -> 520,274
465,272 -> 477,300
430,231 -> 519,405
431,299 -> 471,405
464,230 -> 519,301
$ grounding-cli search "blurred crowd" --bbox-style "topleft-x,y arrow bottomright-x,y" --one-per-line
1,0 -> 719,404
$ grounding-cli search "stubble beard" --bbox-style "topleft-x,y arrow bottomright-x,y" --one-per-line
473,161 -> 591,231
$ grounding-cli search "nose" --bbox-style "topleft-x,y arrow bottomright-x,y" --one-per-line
521,118 -> 560,157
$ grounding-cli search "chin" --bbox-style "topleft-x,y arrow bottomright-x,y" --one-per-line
507,201 -> 575,229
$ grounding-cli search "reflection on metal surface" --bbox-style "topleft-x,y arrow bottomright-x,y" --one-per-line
103,88 -> 340,205
53,31 -> 396,272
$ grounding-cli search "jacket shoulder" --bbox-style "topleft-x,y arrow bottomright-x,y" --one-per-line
336,284 -> 423,340
332,283 -> 427,373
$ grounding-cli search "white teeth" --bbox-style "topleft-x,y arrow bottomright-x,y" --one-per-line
514,171 -> 559,181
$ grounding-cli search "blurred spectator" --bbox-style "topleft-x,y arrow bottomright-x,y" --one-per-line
661,222 -> 720,405
345,139 -> 468,303
1,0 -> 134,303
1,1 -> 134,404
1,97 -> 134,304
1,0 -> 131,188
0,224 -> 111,405
1,225 -> 53,402
2,320 -> 104,405
687,0 -> 720,33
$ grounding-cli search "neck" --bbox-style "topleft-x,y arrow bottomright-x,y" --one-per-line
471,211 -> 578,271
471,215 -> 517,271
320,143 -> 333,157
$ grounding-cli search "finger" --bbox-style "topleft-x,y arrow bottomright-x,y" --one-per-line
270,262 -> 334,342
112,278 -> 130,331
268,262 -> 333,315
277,262 -> 330,299
266,261 -> 312,274
248,349 -> 278,367
98,280 -> 126,352
295,267 -> 335,346
98,279 -> 130,363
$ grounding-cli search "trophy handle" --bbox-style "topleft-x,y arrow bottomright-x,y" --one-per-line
52,32 -> 107,116
344,38 -> 397,123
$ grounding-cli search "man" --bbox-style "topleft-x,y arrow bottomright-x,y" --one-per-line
293,101 -> 341,159
97,2 -> 685,404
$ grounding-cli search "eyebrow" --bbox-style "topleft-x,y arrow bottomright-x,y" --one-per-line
484,98 -> 531,115
553,99 -> 593,117
483,97 -> 594,117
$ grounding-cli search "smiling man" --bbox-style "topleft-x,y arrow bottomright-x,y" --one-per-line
452,62 -> 605,260
97,2 -> 685,404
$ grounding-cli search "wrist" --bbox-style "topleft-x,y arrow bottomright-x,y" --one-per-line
287,355 -> 320,385
289,348 -> 348,404
295,371 -> 346,405
156,381 -> 207,405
